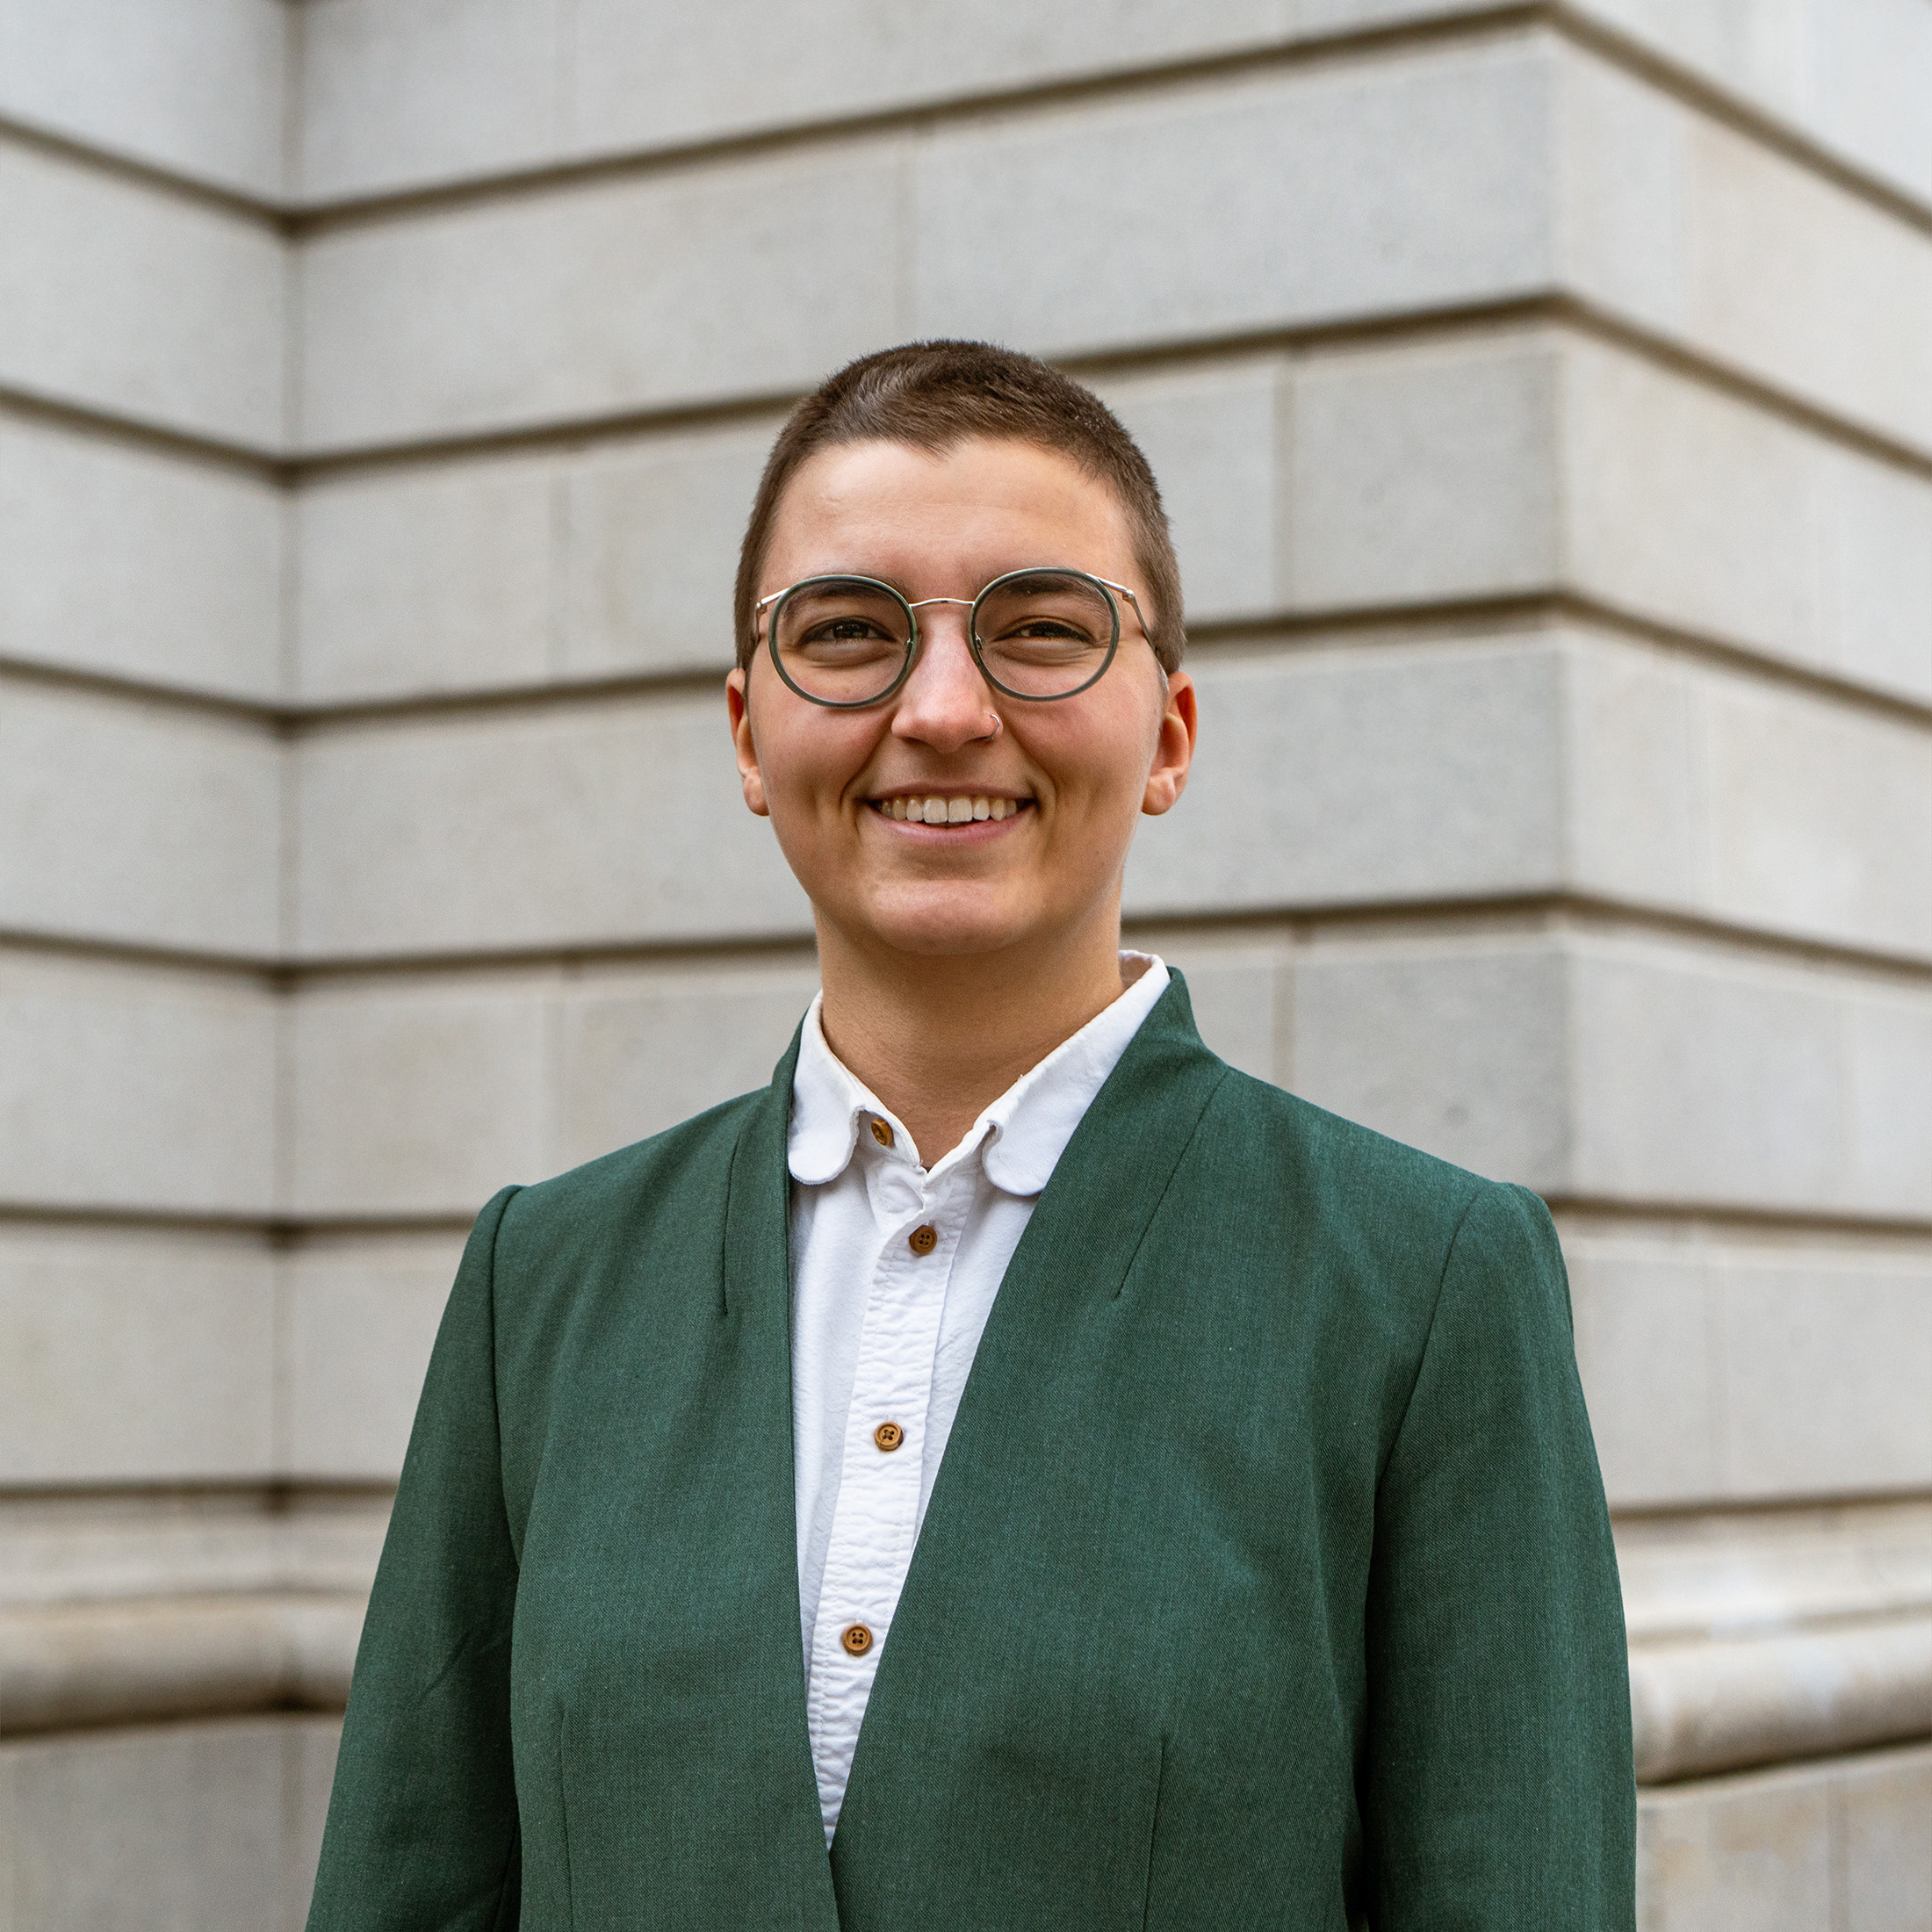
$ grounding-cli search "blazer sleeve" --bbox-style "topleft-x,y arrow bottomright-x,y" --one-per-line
1361,1182 -> 1635,1930
306,1186 -> 525,1932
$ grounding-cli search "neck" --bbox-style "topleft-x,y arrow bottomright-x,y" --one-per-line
815,914 -> 1130,1167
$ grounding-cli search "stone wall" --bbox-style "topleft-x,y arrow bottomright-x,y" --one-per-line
1,2 -> 1928,1925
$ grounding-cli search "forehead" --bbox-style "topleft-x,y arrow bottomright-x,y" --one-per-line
761,436 -> 1134,589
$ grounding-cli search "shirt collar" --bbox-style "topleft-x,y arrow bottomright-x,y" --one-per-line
786,953 -> 1170,1196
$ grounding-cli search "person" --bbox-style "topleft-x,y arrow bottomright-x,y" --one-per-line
306,341 -> 1635,1930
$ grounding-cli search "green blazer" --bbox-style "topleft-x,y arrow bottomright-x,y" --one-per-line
309,974 -> 1634,1930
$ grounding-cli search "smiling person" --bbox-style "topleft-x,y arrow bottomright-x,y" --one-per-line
306,342 -> 1635,1931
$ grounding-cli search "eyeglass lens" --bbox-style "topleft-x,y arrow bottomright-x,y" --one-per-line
771,570 -> 1118,705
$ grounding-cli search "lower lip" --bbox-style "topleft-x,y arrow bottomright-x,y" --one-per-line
869,802 -> 1033,843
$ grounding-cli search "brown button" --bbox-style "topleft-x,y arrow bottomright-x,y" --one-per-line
873,1421 -> 904,1453
869,1118 -> 893,1148
841,1623 -> 874,1657
908,1223 -> 938,1256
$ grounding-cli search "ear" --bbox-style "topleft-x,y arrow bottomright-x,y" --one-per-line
725,667 -> 770,818
1141,668 -> 1196,817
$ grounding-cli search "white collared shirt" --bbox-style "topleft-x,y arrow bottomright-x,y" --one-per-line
787,952 -> 1171,1842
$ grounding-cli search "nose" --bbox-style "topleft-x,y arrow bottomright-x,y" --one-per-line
890,608 -> 999,752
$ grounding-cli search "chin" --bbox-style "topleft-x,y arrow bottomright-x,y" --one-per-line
856,885 -> 1035,960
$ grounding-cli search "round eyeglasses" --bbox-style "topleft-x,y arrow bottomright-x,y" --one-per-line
752,566 -> 1155,708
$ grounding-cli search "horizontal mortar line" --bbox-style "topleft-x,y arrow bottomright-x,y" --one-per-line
0,380 -> 282,480
11,284 -> 1929,510
0,1476 -> 398,1509
8,583 -> 1932,742
1128,891 -> 1932,991
0,1203 -> 472,1243
255,890 -> 1932,986
281,3 -> 1932,249
1547,4 -> 1932,248
1543,1195 -> 1932,1247
0,652 -> 287,730
288,290 -> 1932,496
1612,1492 -> 1932,1534
4,1192 -> 1928,1253
0,926 -> 283,983
1554,294 -> 1932,492
13,0 -> 1928,262
13,889 -> 1932,988
0,110 -> 288,231
288,4 -> 1549,234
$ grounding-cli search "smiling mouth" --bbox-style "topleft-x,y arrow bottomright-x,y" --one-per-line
870,794 -> 1031,825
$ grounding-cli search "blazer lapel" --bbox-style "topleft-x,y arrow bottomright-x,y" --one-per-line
717,1028 -> 846,1925
832,973 -> 1229,1856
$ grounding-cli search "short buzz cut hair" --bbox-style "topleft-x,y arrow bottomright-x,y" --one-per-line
733,340 -> 1185,675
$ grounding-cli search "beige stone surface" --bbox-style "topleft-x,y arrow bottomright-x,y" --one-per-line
0,676 -> 281,956
298,141 -> 902,453
292,689 -> 811,959
0,417 -> 283,700
1289,925 -> 1932,1219
0,141 -> 285,451
1569,1231 -> 1932,1507
1636,1742 -> 1932,1932
298,38 -> 1554,451
0,1715 -> 341,1932
284,973 -> 553,1215
1561,45 -> 1932,463
1283,330 -> 1561,609
0,0 -> 288,198
1572,0 -> 1932,217
276,1236 -> 464,1480
0,1226 -> 274,1485
285,326 -> 1932,712
0,950 -> 277,1216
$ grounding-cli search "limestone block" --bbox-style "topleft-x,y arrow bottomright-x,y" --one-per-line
298,0 -> 563,202
910,40 -> 1553,357
277,1236 -> 464,1481
1570,0 -> 1932,217
1564,1237 -> 1719,1508
1637,1755 -> 1834,1931
1283,332 -> 1561,609
284,976 -> 552,1215
567,0 -> 1287,185
0,677 -> 281,956
1557,332 -> 1932,708
1138,941 -> 1283,1087
1568,1229 -> 1932,1508
1127,635 -> 1567,918
299,143 -> 901,452
0,0 -> 288,198
553,961 -> 821,1172
0,951 -> 277,1216
292,691 -> 811,959
1836,1746 -> 1932,1932
558,423 -> 776,681
1287,931 -> 1572,1190
0,417 -> 283,700
1571,937 -> 1932,1220
0,1716 -> 328,1932
1561,45 -> 1932,462
0,142 -> 285,451
0,1226 -> 274,1485
285,1719 -> 342,1932
1091,361 -> 1281,627
1698,676 -> 1932,963
1288,925 -> 1932,1220
294,454 -> 555,703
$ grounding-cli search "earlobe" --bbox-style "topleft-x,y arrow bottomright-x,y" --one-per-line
725,669 -> 771,818
1142,670 -> 1198,817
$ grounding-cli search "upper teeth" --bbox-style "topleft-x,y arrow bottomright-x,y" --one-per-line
880,795 -> 1019,824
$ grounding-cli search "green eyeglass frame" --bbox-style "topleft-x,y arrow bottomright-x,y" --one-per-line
751,566 -> 1157,708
